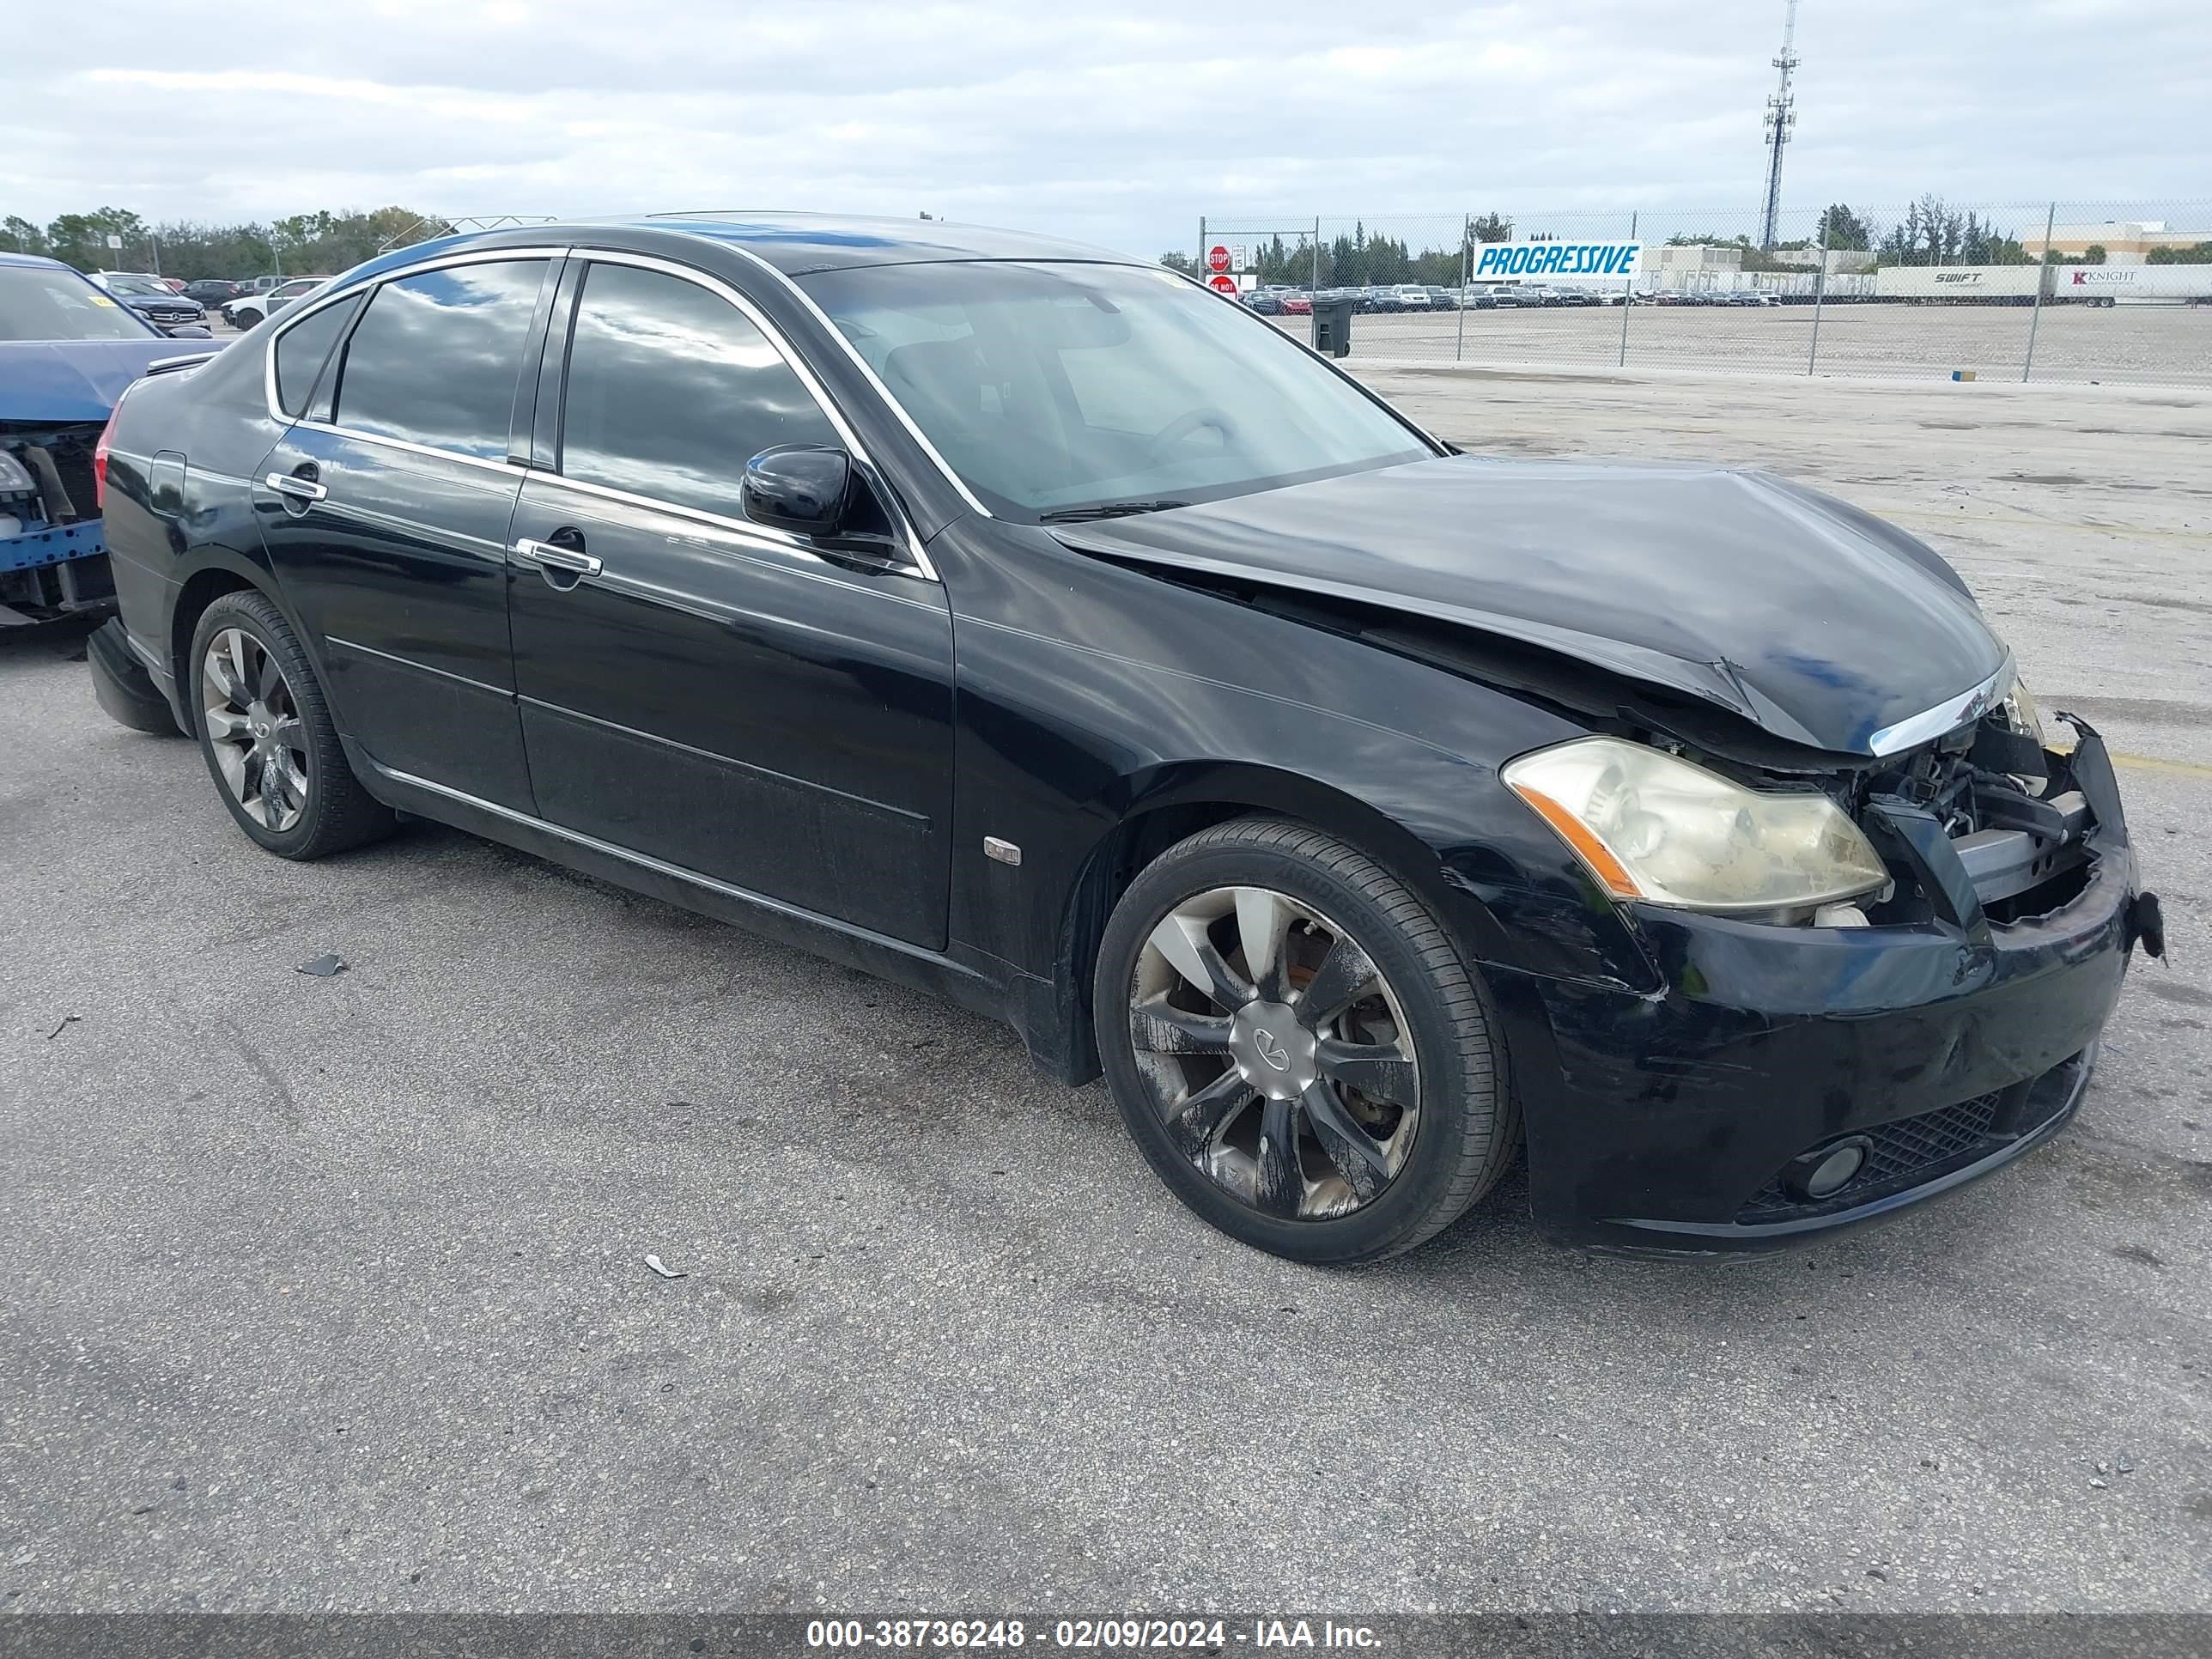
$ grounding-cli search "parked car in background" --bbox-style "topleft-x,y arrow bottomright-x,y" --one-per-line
1459,287 -> 1499,309
225,277 -> 328,329
90,272 -> 210,334
1554,288 -> 1601,307
1279,292 -> 1312,315
88,213 -> 2154,1264
183,279 -> 248,307
1243,290 -> 1285,315
0,251 -> 222,623
1424,287 -> 1461,311
1388,285 -> 1431,312
1490,285 -> 1540,307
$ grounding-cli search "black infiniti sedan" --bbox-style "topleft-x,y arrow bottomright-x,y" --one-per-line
88,215 -> 2159,1262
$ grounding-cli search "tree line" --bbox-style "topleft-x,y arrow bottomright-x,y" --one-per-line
1163,216 -> 1517,288
2,204 -> 453,279
1163,197 -> 2199,279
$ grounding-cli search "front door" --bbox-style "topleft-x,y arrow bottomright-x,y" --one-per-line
505,255 -> 955,950
256,256 -> 556,811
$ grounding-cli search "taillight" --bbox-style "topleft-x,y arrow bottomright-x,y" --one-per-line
94,411 -> 116,510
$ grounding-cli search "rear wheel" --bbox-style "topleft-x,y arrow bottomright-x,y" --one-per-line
189,590 -> 395,859
1094,817 -> 1518,1262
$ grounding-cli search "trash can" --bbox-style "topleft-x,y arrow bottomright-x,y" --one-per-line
1310,295 -> 1355,358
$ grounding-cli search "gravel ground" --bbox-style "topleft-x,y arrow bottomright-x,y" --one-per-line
2,365 -> 2208,1618
1279,301 -> 2212,385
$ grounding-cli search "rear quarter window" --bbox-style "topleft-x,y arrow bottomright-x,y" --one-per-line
272,295 -> 363,417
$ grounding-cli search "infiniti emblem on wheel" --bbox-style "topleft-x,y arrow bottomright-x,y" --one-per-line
1253,1028 -> 1291,1071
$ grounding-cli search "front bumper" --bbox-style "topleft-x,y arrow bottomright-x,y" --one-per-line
1494,728 -> 2149,1255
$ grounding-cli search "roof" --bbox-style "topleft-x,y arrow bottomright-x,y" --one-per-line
624,212 -> 1136,276
0,250 -> 70,270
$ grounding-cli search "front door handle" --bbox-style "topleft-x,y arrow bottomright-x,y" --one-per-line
264,471 -> 326,503
512,537 -> 602,576
511,536 -> 603,585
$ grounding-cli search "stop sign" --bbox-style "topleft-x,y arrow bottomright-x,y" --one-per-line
1208,244 -> 1231,273
1208,272 -> 1239,295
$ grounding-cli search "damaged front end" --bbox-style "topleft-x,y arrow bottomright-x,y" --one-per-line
1,419 -> 113,625
1100,564 -> 2156,1249
1501,683 -> 2157,1251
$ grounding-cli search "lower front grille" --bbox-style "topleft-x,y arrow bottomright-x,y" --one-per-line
1737,1052 -> 2086,1223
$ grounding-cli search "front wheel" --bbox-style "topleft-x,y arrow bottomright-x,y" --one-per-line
1094,817 -> 1519,1263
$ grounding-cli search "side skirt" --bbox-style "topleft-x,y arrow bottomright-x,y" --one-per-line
346,741 -> 1068,1069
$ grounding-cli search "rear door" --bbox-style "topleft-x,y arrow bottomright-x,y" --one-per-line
505,253 -> 955,949
256,254 -> 560,810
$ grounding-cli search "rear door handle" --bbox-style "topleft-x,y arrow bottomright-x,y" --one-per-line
264,471 -> 326,502
511,538 -> 603,577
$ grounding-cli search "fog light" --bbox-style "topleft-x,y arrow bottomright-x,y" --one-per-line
1782,1135 -> 1872,1201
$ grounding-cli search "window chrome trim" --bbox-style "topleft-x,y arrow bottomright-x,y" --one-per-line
516,465 -> 935,591
707,240 -> 994,520
1866,654 -> 2015,757
550,246 -> 937,580
288,421 -> 530,477
263,240 -> 939,582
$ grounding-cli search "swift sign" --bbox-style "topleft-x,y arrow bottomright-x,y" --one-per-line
1471,240 -> 1642,282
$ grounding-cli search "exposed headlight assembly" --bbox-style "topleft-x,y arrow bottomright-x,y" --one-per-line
2001,673 -> 2073,756
1502,736 -> 1889,914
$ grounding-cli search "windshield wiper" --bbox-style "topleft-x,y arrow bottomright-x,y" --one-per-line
1037,499 -> 1191,524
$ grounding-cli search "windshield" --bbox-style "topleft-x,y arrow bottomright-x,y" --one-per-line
0,266 -> 159,342
105,275 -> 168,296
799,260 -> 1431,520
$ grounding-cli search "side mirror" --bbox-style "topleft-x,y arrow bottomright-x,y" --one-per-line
741,445 -> 851,535
167,325 -> 214,339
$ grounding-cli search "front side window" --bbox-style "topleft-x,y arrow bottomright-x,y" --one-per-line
800,260 -> 1431,520
557,262 -> 840,520
331,260 -> 547,459
0,266 -> 157,342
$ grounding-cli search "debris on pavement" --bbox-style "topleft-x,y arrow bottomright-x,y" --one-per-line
643,1254 -> 688,1280
43,1013 -> 79,1040
296,954 -> 348,978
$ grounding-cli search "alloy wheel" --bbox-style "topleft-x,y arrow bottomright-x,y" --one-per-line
1126,885 -> 1420,1220
200,628 -> 310,831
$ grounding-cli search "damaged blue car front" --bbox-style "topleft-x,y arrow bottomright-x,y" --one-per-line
2,252 -> 221,625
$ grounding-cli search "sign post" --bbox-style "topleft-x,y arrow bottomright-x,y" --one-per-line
2022,202 -> 2057,384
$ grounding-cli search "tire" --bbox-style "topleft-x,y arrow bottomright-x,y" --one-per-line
1093,817 -> 1518,1263
188,589 -> 397,859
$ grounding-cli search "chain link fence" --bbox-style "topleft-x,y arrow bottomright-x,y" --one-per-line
1196,200 -> 2212,386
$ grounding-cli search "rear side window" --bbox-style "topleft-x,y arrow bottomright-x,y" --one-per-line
557,262 -> 839,519
331,260 -> 547,459
272,295 -> 362,416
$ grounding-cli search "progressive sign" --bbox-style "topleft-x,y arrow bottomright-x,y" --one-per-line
1472,240 -> 1642,282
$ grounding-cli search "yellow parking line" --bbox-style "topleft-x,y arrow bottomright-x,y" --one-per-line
2110,750 -> 2212,780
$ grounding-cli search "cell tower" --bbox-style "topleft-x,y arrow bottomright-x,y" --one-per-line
1759,0 -> 1801,249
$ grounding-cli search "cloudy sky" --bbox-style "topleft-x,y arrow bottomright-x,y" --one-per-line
8,1 -> 2207,256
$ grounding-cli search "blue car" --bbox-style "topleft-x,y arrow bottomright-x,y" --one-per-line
1,252 -> 221,624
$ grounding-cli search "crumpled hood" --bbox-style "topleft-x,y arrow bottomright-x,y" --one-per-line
1058,454 -> 2008,756
0,338 -> 220,424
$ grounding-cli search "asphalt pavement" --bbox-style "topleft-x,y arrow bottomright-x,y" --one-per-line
2,363 -> 2208,1617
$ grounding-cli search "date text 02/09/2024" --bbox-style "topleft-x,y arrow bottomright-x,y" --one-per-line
804,1619 -> 1383,1649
